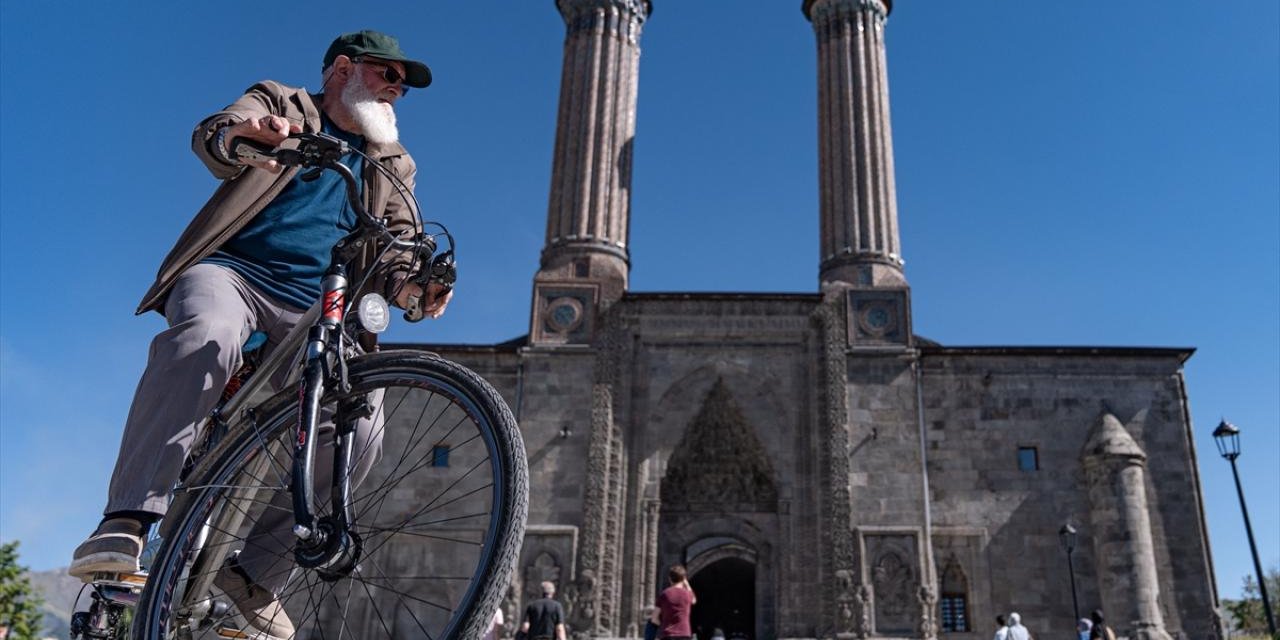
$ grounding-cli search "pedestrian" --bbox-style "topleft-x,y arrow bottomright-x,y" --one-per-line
483,605 -> 504,640
1007,612 -> 1031,640
650,564 -> 697,640
643,606 -> 659,640
519,581 -> 567,640
1077,618 -> 1093,640
993,614 -> 1009,640
1089,610 -> 1116,640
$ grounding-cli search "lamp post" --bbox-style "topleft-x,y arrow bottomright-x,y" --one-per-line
1059,523 -> 1081,623
1213,419 -> 1276,636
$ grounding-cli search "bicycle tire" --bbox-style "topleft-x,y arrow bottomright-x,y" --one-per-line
134,350 -> 528,639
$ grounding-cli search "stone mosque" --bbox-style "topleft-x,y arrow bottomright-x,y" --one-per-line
399,1 -> 1221,638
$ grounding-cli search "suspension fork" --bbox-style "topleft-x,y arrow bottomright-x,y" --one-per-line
290,263 -> 351,541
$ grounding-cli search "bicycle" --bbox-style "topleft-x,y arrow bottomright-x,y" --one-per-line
70,131 -> 529,640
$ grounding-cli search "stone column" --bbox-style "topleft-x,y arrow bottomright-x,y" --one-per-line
1082,413 -> 1174,640
804,0 -> 905,289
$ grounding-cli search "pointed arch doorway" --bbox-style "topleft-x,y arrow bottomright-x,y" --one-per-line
655,377 -> 780,639
689,556 -> 756,639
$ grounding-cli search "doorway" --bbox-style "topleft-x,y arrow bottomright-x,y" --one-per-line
689,557 -> 756,640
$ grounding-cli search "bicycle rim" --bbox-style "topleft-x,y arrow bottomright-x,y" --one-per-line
135,351 -> 528,639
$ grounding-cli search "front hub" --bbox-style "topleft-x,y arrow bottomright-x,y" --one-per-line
294,517 -> 362,581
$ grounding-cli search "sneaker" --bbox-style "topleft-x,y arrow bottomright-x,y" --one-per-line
213,556 -> 295,639
68,518 -> 144,581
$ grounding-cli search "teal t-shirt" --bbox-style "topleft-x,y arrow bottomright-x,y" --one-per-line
204,115 -> 365,309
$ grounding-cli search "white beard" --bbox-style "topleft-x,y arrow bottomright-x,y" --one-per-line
341,77 -> 399,144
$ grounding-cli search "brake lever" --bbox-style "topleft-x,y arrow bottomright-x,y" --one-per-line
229,137 -> 277,164
403,250 -> 456,323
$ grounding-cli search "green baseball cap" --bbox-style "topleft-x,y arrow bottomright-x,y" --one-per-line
323,30 -> 432,88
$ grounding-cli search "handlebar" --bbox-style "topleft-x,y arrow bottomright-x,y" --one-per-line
230,132 -> 456,321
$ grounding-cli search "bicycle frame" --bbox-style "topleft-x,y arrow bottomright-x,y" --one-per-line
168,135 -> 444,622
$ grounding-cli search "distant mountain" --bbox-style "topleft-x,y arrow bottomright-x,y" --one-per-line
28,566 -> 84,640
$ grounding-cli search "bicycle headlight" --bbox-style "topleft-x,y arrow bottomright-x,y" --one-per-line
358,293 -> 391,333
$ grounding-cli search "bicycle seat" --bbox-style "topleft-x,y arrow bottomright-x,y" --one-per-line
242,331 -> 268,353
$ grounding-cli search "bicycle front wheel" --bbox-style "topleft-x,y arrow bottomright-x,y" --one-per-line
135,351 -> 528,639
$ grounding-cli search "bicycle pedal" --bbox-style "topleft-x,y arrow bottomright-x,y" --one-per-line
214,627 -> 279,640
89,570 -> 148,592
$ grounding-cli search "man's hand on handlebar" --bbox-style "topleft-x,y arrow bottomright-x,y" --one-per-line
224,115 -> 301,172
396,281 -> 454,320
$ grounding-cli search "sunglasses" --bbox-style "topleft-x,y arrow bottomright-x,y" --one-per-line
352,57 -> 409,94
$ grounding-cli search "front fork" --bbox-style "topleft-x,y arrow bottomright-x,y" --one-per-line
289,264 -> 366,578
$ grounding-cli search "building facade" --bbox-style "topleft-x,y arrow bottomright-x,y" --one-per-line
399,1 -> 1221,638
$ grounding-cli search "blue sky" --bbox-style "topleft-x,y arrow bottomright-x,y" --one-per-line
1,2 -> 1275,604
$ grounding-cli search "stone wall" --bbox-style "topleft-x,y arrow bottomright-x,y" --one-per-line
418,310 -> 1218,639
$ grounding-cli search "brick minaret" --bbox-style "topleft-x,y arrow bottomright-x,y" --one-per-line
805,0 -> 905,290
531,0 -> 651,345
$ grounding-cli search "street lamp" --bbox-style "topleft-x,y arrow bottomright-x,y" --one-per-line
1213,419 -> 1277,636
1059,523 -> 1080,622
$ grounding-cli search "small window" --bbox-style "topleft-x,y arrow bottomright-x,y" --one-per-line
573,259 -> 590,278
939,557 -> 970,632
940,594 -> 969,632
1017,446 -> 1039,471
431,445 -> 450,467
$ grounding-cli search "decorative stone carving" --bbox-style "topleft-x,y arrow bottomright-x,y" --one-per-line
805,0 -> 890,21
532,284 -> 599,344
866,534 -> 920,636
571,308 -> 629,635
660,378 -> 779,512
917,583 -> 938,640
855,583 -> 874,639
557,0 -> 650,41
502,583 -> 520,639
812,299 -> 855,636
524,552 -> 563,603
835,568 -> 857,639
873,552 -> 912,623
846,288 -> 912,347
565,568 -> 598,638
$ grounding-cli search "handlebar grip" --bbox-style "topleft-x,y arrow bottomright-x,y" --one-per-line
229,137 -> 278,164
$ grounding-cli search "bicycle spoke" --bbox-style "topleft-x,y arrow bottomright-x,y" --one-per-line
354,526 -> 484,547
348,390 -> 456,521
140,354 -> 527,640
363,558 -> 439,640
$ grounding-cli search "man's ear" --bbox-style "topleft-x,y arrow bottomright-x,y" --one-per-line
332,55 -> 355,79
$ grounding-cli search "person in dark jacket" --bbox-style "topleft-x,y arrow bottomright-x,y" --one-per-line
1089,610 -> 1116,640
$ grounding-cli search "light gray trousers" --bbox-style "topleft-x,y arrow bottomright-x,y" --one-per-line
105,263 -> 384,593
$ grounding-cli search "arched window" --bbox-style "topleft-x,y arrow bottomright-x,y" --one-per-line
938,557 -> 969,633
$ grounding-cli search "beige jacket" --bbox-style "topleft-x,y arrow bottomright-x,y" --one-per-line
137,80 -> 421,315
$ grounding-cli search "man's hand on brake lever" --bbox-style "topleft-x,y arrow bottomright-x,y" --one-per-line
396,281 -> 453,320
225,115 -> 301,172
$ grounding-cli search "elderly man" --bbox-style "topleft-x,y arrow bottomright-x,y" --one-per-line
68,30 -> 449,638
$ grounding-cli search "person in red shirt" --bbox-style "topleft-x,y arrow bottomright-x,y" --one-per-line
650,564 -> 697,640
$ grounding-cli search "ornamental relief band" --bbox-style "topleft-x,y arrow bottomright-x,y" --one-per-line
559,0 -> 649,39
807,0 -> 889,22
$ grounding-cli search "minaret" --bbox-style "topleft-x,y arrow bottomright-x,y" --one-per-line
531,0 -> 651,346
805,0 -> 911,347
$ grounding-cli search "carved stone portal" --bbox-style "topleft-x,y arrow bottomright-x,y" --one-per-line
661,378 -> 779,513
